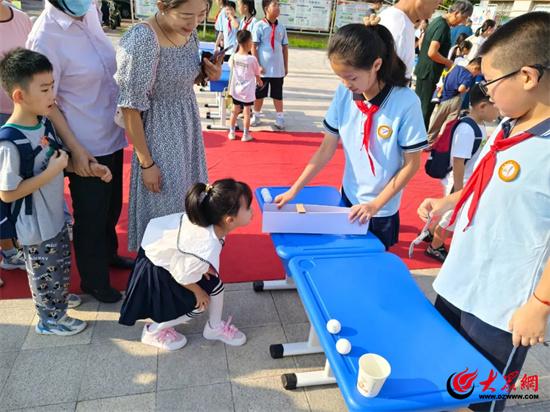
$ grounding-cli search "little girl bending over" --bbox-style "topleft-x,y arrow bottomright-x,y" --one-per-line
119,178 -> 253,350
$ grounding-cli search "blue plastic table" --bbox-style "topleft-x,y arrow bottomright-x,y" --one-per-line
254,186 -> 384,292
285,252 -> 507,411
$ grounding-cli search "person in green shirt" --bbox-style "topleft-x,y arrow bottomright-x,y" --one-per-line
415,0 -> 473,127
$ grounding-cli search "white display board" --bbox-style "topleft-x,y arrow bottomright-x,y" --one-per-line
335,0 -> 372,28
135,0 -> 156,19
277,0 -> 332,31
471,4 -> 497,32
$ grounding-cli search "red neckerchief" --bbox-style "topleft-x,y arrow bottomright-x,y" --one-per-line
448,123 -> 534,230
242,16 -> 253,31
354,99 -> 380,175
263,18 -> 278,50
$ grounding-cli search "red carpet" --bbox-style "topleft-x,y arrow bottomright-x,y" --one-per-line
0,131 -> 443,299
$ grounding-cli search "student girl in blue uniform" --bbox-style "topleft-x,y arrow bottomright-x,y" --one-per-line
238,0 -> 257,32
215,1 -> 239,60
275,23 -> 428,250
251,0 -> 289,130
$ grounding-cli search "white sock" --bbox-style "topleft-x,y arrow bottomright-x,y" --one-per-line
230,126 -> 236,132
208,290 -> 224,329
253,111 -> 261,117
276,112 -> 284,119
148,311 -> 200,333
243,128 -> 249,135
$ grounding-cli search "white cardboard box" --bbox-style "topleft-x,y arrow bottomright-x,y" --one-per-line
262,203 -> 369,235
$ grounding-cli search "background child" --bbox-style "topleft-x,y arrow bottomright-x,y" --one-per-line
228,30 -> 263,142
0,0 -> 33,277
275,23 -> 428,250
215,1 -> 239,60
427,57 -> 481,143
418,12 -> 550,412
424,84 -> 499,262
238,0 -> 257,32
0,48 -> 111,335
119,179 -> 253,350
251,0 -> 288,130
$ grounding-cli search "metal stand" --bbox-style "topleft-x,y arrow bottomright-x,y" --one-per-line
282,360 -> 336,390
253,275 -> 297,292
206,92 -> 229,130
270,324 -> 322,358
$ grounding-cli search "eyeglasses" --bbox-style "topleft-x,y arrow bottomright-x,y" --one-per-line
478,64 -> 548,96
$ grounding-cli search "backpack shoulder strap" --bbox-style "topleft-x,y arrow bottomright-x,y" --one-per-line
459,116 -> 483,138
0,126 -> 41,216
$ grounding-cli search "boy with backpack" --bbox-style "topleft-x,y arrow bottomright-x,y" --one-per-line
423,84 -> 499,262
427,57 -> 481,144
0,48 -> 111,335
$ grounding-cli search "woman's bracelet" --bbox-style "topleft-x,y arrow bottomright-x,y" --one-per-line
533,292 -> 550,307
140,160 -> 155,170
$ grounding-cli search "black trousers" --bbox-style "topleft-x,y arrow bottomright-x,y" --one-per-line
68,149 -> 123,290
415,72 -> 440,129
435,295 -> 530,412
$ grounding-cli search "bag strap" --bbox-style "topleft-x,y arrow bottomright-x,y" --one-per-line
0,126 -> 40,217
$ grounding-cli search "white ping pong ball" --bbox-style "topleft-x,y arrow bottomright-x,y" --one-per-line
336,338 -> 351,355
326,319 -> 341,334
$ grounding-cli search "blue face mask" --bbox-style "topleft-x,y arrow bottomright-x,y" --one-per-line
57,0 -> 92,17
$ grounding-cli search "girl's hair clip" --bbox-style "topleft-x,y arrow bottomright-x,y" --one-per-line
362,15 -> 381,27
205,184 -> 213,193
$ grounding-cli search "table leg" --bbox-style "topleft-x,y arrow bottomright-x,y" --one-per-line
206,92 -> 230,131
253,276 -> 297,292
270,324 -> 322,358
282,360 -> 337,390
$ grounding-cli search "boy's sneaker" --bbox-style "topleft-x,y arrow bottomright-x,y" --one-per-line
141,325 -> 187,351
203,316 -> 246,346
274,117 -> 285,130
67,294 -> 82,309
251,114 -> 261,127
35,315 -> 87,336
425,245 -> 448,263
241,133 -> 253,142
228,130 -> 236,140
0,249 -> 26,270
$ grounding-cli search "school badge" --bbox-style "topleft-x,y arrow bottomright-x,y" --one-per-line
377,125 -> 392,139
498,160 -> 520,182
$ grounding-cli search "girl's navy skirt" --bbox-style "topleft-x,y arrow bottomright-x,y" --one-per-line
119,248 -> 220,326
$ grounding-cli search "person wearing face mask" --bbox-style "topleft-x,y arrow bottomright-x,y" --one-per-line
115,0 -> 222,253
377,0 -> 442,81
26,0 -> 131,303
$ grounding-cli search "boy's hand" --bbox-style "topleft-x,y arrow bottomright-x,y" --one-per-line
417,197 -> 453,222
260,66 -> 265,75
194,288 -> 210,311
90,163 -> 113,183
509,297 -> 550,346
257,78 -> 264,87
349,202 -> 379,225
46,150 -> 69,175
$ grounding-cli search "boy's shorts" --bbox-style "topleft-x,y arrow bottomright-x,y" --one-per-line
232,98 -> 254,108
256,77 -> 284,100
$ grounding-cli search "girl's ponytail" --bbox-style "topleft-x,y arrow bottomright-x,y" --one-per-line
372,24 -> 409,87
475,19 -> 496,36
185,182 -> 211,227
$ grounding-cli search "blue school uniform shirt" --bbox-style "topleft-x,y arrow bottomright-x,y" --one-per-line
433,118 -> 550,337
252,19 -> 288,78
323,84 -> 428,217
239,16 -> 258,32
215,11 -> 237,55
441,65 -> 474,102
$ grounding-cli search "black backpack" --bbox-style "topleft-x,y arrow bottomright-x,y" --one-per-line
425,116 -> 483,179
0,119 -> 55,240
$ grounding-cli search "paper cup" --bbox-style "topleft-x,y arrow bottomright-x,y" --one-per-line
357,353 -> 391,397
